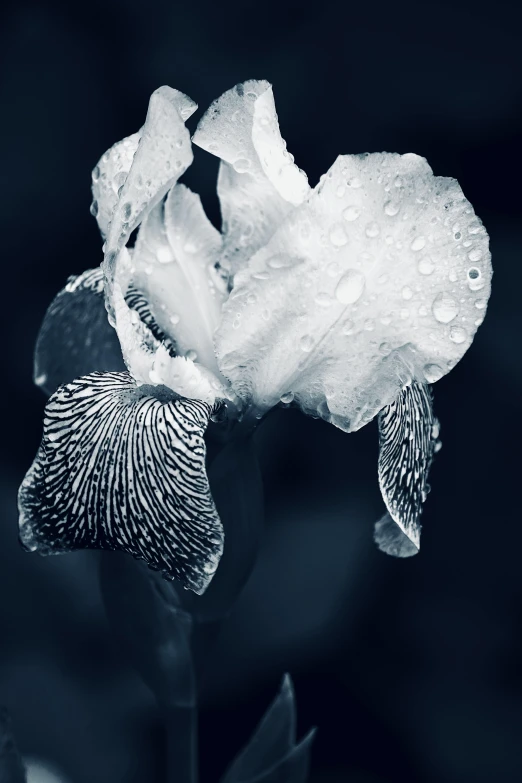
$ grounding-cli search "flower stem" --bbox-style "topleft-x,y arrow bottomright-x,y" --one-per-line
164,704 -> 198,783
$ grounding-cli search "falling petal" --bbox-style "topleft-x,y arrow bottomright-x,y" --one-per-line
193,80 -> 309,277
103,86 -> 197,313
18,371 -> 223,594
215,153 -> 491,431
34,267 -> 125,396
91,132 -> 141,239
130,184 -> 225,373
376,380 -> 440,555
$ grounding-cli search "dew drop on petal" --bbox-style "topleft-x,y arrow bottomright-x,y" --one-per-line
365,222 -> 380,238
90,200 -> 99,217
468,248 -> 482,262
342,319 -> 355,335
418,256 -> 435,275
410,236 -> 426,251
300,334 -> 313,352
347,177 -> 362,188
185,349 -> 197,361
327,261 -> 340,277
169,314 -> 180,325
267,253 -> 298,269
424,363 -> 444,382
233,158 -> 252,173
450,326 -> 467,343
343,205 -> 360,222
157,246 -> 175,264
432,292 -> 459,323
384,201 -> 400,216
280,391 -> 294,403
467,267 -> 484,291
335,270 -> 366,304
329,223 -> 348,246
475,298 -> 487,309
315,292 -> 332,307
402,286 -> 413,300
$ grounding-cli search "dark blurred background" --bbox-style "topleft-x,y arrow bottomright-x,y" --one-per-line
1,0 -> 521,780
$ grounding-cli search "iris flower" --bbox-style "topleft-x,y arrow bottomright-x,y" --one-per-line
18,81 -> 492,594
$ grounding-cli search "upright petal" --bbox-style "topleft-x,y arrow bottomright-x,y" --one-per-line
376,380 -> 441,556
102,86 -> 197,312
193,80 -> 309,277
18,371 -> 223,594
91,132 -> 141,239
129,184 -> 225,373
216,153 -> 492,432
34,266 -> 125,396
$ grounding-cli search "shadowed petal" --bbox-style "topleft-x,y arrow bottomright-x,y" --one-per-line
34,267 -> 125,396
193,80 -> 309,277
18,371 -> 223,594
376,380 -> 441,556
215,153 -> 491,432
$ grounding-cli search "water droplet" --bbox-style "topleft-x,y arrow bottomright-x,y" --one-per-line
424,363 -> 443,383
379,342 -> 391,354
384,201 -> 400,216
315,292 -> 332,307
175,139 -> 183,149
342,320 -> 355,335
467,267 -> 484,291
157,246 -> 174,264
394,176 -> 403,188
123,202 -> 132,220
247,293 -> 257,304
267,253 -> 298,269
300,334 -> 314,352
92,166 -> 100,182
347,177 -> 362,188
336,185 -> 346,198
233,158 -> 251,173
169,314 -> 180,325
185,349 -> 197,361
280,391 -> 294,404
432,292 -> 459,323
364,319 -> 375,331
35,373 -> 47,387
329,223 -> 348,246
327,262 -> 340,277
418,256 -> 434,275
262,309 -> 271,321
475,298 -> 487,310
343,205 -> 360,222
365,222 -> 380,238
90,200 -> 99,217
410,236 -> 426,252
402,286 -> 413,300
335,270 -> 366,304
450,326 -> 467,343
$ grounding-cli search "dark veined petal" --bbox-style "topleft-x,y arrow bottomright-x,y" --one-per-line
376,380 -> 441,556
34,267 -> 125,396
18,371 -> 223,594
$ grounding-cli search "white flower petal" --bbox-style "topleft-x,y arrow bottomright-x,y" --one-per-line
130,184 -> 225,374
103,86 -> 197,315
91,132 -> 141,239
18,371 -> 222,594
192,80 -> 309,277
215,152 -> 491,431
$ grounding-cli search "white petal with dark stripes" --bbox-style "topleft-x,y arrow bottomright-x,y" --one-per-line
376,380 -> 441,556
18,372 -> 223,593
34,267 -> 125,396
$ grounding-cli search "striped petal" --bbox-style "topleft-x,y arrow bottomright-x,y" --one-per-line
376,380 -> 441,556
18,371 -> 223,593
34,267 -> 125,396
193,80 -> 309,278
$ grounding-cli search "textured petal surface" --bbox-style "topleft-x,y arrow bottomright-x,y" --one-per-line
103,86 -> 197,309
376,380 -> 441,555
34,267 -> 125,396
91,132 -> 141,239
193,80 -> 309,277
215,153 -> 492,431
130,184 -> 225,373
18,371 -> 223,594
112,248 -> 225,404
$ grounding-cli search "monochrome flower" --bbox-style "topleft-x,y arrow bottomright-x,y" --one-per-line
19,80 -> 492,593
